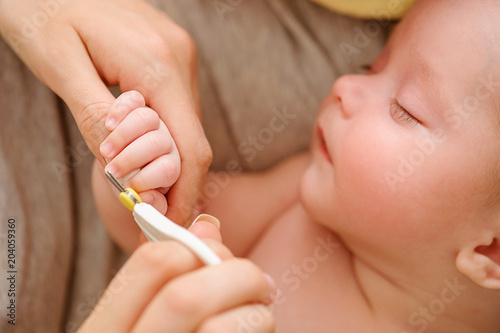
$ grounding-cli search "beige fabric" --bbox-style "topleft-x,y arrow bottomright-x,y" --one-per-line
0,0 -> 387,331
0,39 -> 124,333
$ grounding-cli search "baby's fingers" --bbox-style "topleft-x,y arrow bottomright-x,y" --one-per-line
100,107 -> 160,160
138,189 -> 168,215
129,153 -> 181,193
105,130 -> 176,179
106,90 -> 146,131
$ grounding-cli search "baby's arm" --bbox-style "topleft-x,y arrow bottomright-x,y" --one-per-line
92,91 -> 181,253
202,153 -> 310,257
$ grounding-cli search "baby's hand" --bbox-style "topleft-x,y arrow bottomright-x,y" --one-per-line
100,91 -> 181,214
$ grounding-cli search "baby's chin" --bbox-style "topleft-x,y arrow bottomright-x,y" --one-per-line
298,162 -> 335,228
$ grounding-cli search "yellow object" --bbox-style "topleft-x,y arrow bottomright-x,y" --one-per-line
311,0 -> 416,19
119,188 -> 142,211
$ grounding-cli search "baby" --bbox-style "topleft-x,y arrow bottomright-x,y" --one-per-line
92,0 -> 500,331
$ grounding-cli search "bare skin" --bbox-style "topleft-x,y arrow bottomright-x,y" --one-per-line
94,0 -> 500,332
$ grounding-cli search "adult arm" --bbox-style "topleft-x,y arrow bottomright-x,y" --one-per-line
0,0 -> 211,225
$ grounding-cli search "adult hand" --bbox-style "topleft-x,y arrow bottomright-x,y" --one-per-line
78,217 -> 276,332
0,0 -> 212,225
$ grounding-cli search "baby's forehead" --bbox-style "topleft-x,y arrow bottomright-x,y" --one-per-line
398,0 -> 499,54
390,0 -> 500,104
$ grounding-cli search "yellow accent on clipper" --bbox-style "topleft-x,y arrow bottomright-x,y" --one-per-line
119,188 -> 142,211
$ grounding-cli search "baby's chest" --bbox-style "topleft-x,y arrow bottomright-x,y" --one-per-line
247,203 -> 374,332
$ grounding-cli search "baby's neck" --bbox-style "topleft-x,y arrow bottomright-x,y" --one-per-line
351,254 -> 500,332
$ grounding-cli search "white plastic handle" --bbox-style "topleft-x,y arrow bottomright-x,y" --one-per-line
132,203 -> 222,266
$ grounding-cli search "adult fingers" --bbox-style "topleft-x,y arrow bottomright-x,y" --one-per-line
131,259 -> 275,332
134,53 -> 211,226
79,239 -> 232,332
196,304 -> 275,333
188,214 -> 223,243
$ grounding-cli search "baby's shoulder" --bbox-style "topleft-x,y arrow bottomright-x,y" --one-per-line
250,202 -> 353,282
248,203 -> 376,331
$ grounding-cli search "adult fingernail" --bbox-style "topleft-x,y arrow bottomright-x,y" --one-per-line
100,142 -> 113,157
264,273 -> 278,301
190,214 -> 220,229
106,117 -> 117,130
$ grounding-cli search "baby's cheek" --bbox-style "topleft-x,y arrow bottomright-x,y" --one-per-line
338,144 -> 453,246
334,137 -> 413,227
337,132 -> 396,198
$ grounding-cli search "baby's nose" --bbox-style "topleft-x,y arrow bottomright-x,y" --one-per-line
331,74 -> 365,118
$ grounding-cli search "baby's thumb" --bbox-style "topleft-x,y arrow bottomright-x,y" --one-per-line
188,214 -> 222,243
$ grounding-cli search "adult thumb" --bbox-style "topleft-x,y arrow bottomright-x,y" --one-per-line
29,26 -> 116,166
188,214 -> 222,243
71,95 -> 115,166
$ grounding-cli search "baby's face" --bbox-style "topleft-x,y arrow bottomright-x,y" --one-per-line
301,0 -> 500,268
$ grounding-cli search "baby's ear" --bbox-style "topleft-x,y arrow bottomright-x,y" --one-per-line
456,237 -> 500,289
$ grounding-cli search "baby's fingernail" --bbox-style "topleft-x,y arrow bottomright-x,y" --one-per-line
264,273 -> 278,302
105,165 -> 119,178
191,214 -> 220,229
141,193 -> 154,204
100,142 -> 114,157
106,117 -> 117,130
